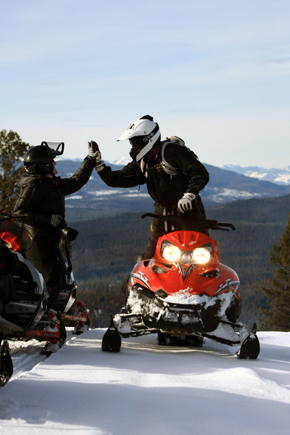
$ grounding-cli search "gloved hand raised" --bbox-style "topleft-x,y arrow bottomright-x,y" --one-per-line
88,141 -> 99,158
177,193 -> 196,213
88,140 -> 105,173
50,214 -> 63,227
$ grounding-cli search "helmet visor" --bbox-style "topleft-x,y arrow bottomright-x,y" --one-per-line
129,136 -> 146,149
41,141 -> 64,157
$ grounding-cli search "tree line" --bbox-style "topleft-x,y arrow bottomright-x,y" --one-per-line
0,129 -> 31,212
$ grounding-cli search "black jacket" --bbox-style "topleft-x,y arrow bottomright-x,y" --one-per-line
98,140 -> 209,208
13,156 -> 95,228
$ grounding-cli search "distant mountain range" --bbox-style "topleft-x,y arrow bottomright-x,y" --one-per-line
112,158 -> 290,185
220,164 -> 290,185
56,159 -> 290,222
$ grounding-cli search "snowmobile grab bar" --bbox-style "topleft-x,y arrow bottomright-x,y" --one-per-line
141,213 -> 236,232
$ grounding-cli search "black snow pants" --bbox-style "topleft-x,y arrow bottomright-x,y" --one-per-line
24,226 -> 65,312
142,196 -> 207,260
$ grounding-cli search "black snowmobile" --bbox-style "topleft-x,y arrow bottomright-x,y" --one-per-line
0,212 -> 87,386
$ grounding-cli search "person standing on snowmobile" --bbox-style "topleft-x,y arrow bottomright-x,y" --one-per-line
13,141 -> 99,311
93,115 -> 209,259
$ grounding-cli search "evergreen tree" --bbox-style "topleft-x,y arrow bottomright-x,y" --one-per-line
260,213 -> 290,331
0,129 -> 31,213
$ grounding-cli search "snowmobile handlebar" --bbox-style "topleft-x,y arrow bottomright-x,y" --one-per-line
141,213 -> 236,232
0,211 -> 29,222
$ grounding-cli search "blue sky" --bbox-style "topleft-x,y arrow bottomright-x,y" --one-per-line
1,0 -> 289,168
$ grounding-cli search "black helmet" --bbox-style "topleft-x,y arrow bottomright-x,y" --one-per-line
24,142 -> 64,174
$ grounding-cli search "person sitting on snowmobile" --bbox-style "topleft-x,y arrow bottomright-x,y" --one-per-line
13,140 -> 99,312
93,114 -> 210,260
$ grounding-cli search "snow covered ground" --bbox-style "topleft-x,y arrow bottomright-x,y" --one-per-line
1,329 -> 290,435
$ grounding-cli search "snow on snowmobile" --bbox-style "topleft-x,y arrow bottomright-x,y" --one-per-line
0,212 -> 87,386
102,210 -> 260,359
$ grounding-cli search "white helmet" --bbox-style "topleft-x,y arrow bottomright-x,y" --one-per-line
117,115 -> 161,161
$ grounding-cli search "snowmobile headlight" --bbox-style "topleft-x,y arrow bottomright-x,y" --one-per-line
192,247 -> 211,264
161,242 -> 182,262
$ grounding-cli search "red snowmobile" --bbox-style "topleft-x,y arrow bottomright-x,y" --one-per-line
102,211 -> 260,359
0,212 -> 88,386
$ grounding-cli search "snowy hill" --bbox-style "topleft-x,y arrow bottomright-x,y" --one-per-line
1,329 -> 290,435
221,164 -> 290,185
111,156 -> 131,165
110,160 -> 290,185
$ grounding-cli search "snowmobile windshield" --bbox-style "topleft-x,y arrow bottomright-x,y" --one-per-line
41,141 -> 64,157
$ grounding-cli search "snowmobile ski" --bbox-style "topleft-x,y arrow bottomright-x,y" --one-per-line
236,323 -> 260,359
0,339 -> 13,387
102,316 -> 122,352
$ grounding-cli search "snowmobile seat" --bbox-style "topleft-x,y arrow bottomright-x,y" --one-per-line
0,274 -> 14,301
8,260 -> 41,302
0,246 -> 17,301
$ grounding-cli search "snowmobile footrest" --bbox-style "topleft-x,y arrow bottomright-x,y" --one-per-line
119,328 -> 158,338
